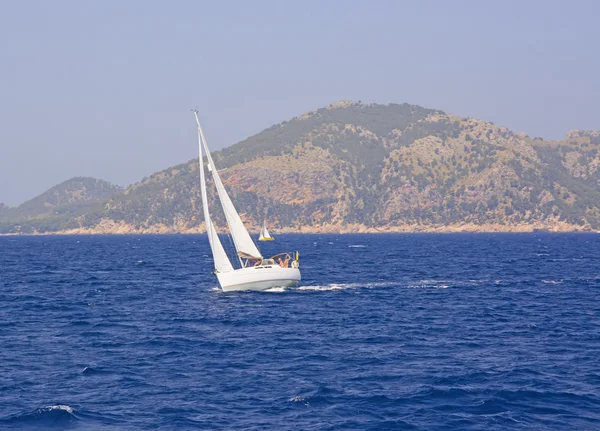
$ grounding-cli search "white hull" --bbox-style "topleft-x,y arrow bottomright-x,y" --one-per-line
216,266 -> 301,292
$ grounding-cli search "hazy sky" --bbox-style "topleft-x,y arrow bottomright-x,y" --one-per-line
1,0 -> 599,206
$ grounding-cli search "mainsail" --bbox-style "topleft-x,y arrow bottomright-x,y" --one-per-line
197,127 -> 234,273
195,114 -> 263,261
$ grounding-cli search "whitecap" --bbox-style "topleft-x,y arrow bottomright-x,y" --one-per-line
289,396 -> 306,402
364,281 -> 398,289
408,284 -> 449,289
348,245 -> 366,248
46,405 -> 74,414
541,279 -> 563,284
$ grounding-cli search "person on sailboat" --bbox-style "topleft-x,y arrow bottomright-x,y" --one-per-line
277,255 -> 290,268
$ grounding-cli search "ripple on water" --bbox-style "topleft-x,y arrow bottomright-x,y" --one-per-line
1,234 -> 600,430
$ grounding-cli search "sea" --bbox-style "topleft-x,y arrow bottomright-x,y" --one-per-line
0,233 -> 599,430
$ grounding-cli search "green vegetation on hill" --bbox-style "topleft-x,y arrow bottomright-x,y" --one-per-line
3,102 -> 600,234
0,177 -> 122,233
213,102 -> 439,169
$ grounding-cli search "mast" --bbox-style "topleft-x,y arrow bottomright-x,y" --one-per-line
194,110 -> 233,273
261,220 -> 267,237
196,120 -> 263,261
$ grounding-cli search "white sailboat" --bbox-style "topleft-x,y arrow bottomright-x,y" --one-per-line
194,111 -> 301,291
258,220 -> 274,241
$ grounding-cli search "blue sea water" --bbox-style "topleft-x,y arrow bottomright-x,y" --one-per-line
0,233 -> 599,430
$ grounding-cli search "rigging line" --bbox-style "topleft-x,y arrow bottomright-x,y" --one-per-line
218,196 -> 244,249
204,151 -> 239,231
209,168 -> 258,257
225,228 -> 238,269
212,178 -> 244,222
277,224 -> 292,257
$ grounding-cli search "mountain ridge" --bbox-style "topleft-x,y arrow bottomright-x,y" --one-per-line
2,101 -> 600,234
0,177 -> 122,232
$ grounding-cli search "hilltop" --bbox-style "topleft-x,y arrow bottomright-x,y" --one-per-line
2,101 -> 600,234
0,177 -> 122,232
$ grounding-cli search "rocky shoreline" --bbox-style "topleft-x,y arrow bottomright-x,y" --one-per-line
1,219 -> 594,235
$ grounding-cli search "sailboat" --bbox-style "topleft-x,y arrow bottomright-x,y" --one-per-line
258,220 -> 274,241
193,111 -> 301,291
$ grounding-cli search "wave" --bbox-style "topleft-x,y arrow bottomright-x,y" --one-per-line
1,405 -> 78,428
289,395 -> 307,402
288,385 -> 344,407
407,280 -> 450,289
541,279 -> 564,284
47,405 -> 74,414
81,366 -> 115,376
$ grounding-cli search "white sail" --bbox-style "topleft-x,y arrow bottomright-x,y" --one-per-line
197,128 -> 234,273
259,220 -> 273,239
197,122 -> 263,260
205,217 -> 234,273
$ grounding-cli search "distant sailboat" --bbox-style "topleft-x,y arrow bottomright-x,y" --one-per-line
193,111 -> 300,291
259,220 -> 275,241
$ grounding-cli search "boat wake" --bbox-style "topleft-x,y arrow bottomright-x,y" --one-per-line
263,287 -> 288,293
296,283 -> 362,291
247,280 -> 454,292
297,280 -> 454,291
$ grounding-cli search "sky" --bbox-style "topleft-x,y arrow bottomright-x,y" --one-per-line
1,0 -> 599,206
